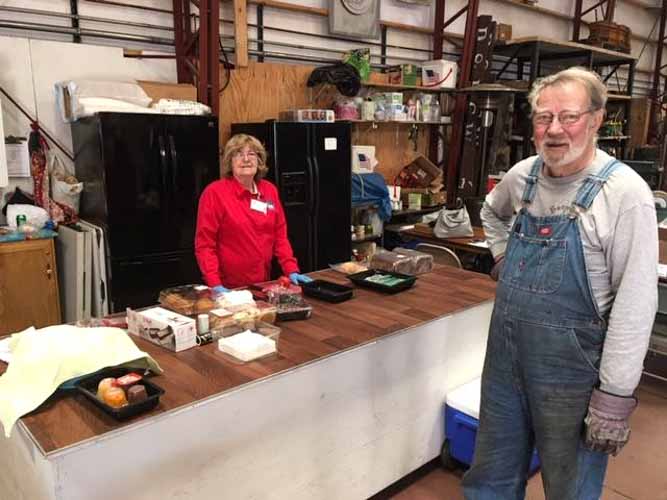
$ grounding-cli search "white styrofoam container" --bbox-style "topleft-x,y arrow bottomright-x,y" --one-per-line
421,60 -> 458,89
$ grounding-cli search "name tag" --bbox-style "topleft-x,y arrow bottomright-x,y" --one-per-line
250,199 -> 267,214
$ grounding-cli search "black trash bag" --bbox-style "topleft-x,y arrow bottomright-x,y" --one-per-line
307,63 -> 361,97
2,187 -> 35,216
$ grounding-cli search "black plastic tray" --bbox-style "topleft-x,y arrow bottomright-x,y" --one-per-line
301,279 -> 354,303
76,367 -> 164,420
347,269 -> 417,294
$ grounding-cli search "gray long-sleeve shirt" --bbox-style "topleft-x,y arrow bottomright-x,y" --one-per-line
481,150 -> 657,396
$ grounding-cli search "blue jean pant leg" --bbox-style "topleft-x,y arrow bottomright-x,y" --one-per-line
518,320 -> 606,500
576,442 -> 608,500
463,318 -> 534,500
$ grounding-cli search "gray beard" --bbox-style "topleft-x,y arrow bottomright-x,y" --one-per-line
537,137 -> 597,174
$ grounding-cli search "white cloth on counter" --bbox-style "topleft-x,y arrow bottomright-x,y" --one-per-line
55,80 -> 153,122
0,325 -> 162,437
151,98 -> 211,115
0,338 -> 12,364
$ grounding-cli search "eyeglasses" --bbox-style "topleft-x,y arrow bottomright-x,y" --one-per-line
232,150 -> 258,161
532,108 -> 597,127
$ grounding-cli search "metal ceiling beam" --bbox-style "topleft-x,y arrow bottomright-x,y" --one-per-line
573,0 -> 617,42
172,0 -> 220,114
433,0 -> 480,207
649,0 -> 667,144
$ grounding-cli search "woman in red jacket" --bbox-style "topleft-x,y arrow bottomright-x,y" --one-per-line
195,133 -> 311,293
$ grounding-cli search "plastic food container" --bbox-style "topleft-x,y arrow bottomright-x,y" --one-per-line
208,301 -> 277,331
215,321 -> 281,362
369,250 -> 413,275
263,283 -> 303,306
159,284 -> 217,316
393,247 -> 434,275
347,269 -> 417,294
301,279 -> 354,303
329,261 -> 368,275
76,367 -> 164,421
211,319 -> 281,342
277,300 -> 313,321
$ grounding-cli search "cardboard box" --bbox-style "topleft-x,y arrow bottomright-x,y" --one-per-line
387,66 -> 402,85
137,80 -> 197,104
401,188 -> 445,207
497,23 -> 512,41
384,92 -> 403,105
367,71 -> 388,85
396,155 -> 442,188
401,64 -> 420,86
127,306 -> 197,352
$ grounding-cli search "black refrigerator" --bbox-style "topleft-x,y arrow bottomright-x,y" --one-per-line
72,112 -> 219,312
231,120 -> 351,273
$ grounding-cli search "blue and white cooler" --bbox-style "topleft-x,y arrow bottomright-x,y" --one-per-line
442,377 -> 540,474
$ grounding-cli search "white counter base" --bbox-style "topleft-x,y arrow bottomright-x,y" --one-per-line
1,301 -> 492,500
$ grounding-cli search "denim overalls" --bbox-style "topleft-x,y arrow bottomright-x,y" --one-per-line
463,157 -> 621,500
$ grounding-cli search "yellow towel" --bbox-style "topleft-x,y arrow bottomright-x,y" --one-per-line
0,325 -> 162,437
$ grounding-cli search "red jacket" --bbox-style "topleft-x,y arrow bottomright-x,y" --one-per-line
195,177 -> 299,288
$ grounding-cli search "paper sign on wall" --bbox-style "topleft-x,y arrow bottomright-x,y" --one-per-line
324,137 -> 337,151
6,143 -> 30,177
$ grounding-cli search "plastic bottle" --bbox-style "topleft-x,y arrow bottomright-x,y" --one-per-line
431,99 -> 441,123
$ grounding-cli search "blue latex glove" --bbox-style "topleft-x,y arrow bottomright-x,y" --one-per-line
211,285 -> 229,296
289,272 -> 313,285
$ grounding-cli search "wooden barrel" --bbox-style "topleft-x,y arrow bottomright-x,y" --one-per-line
586,21 -> 632,53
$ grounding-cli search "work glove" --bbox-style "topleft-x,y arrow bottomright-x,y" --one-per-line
489,256 -> 505,281
211,285 -> 229,296
584,388 -> 638,456
289,272 -> 313,285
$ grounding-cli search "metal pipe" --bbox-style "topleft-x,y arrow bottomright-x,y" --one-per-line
0,19 -> 174,46
0,5 -> 175,32
0,85 -> 74,161
84,0 -> 172,14
257,3 -> 264,63
1,3 -> 458,60
70,0 -> 81,43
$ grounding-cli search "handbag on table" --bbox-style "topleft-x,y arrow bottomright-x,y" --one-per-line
433,206 -> 474,239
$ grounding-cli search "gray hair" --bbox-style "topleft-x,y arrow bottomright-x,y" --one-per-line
528,67 -> 608,113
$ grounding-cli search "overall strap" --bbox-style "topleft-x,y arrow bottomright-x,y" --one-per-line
521,157 -> 543,205
574,159 -> 622,210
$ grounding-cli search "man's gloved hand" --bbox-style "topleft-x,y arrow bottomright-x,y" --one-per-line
211,285 -> 229,296
490,256 -> 505,281
584,388 -> 638,456
289,272 -> 313,285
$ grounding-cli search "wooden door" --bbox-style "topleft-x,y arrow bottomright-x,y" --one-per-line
0,239 -> 61,335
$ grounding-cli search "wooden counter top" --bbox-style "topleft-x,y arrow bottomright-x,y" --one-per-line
5,266 -> 495,455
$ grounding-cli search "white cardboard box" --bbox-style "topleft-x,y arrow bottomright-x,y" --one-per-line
127,306 -> 197,352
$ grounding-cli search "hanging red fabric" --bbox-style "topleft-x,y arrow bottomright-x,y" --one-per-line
29,123 -> 78,225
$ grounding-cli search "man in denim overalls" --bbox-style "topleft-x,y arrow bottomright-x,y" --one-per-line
463,67 -> 658,499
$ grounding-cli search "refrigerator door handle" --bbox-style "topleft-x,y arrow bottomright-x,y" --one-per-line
305,155 -> 315,214
158,134 -> 169,207
310,152 -> 321,268
311,153 -> 321,215
168,134 -> 178,192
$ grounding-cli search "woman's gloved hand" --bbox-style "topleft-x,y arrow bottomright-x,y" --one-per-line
289,272 -> 313,285
584,388 -> 638,456
211,285 -> 229,296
